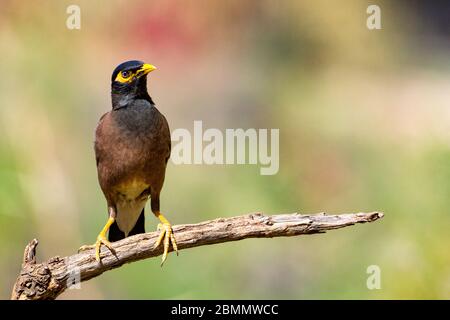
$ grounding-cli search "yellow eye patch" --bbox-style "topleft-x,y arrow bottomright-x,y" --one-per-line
115,70 -> 136,83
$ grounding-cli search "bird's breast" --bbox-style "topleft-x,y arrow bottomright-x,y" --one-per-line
114,178 -> 150,236
115,178 -> 150,201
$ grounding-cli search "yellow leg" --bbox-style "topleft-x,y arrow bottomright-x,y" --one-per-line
154,212 -> 178,266
79,217 -> 115,262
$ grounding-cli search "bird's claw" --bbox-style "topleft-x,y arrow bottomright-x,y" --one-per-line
94,235 -> 115,262
78,244 -> 94,252
154,222 -> 178,266
78,235 -> 115,262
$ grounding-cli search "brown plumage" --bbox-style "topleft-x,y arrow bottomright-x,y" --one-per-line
80,60 -> 178,265
95,101 -> 171,238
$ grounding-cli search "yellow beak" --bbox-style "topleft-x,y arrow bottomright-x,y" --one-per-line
138,63 -> 157,77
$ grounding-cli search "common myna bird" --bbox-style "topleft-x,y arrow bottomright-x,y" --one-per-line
80,60 -> 177,265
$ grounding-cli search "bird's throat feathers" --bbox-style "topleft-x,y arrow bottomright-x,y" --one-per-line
111,77 -> 154,109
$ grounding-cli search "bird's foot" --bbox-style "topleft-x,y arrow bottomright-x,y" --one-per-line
78,217 -> 115,262
154,222 -> 178,266
78,235 -> 115,262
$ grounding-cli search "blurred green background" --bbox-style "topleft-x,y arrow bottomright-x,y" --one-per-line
1,0 -> 449,299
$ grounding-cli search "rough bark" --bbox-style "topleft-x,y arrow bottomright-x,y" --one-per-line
11,211 -> 383,300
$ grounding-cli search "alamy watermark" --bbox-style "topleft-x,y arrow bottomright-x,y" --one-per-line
171,121 -> 279,175
367,5 -> 381,30
366,265 -> 381,290
66,5 -> 81,30
66,256 -> 81,290
67,4 -> 382,31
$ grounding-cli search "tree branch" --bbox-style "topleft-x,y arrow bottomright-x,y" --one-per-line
11,211 -> 383,300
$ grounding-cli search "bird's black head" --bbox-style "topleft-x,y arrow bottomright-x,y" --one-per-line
111,60 -> 157,109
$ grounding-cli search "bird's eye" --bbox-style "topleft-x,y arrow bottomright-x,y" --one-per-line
121,71 -> 130,78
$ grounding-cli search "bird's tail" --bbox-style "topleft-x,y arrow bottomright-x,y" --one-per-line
108,208 -> 146,242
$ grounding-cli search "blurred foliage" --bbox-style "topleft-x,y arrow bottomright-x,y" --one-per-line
0,0 -> 449,299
